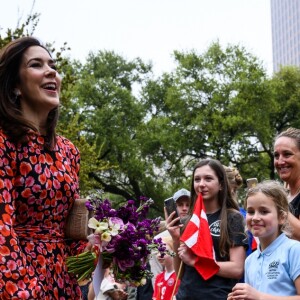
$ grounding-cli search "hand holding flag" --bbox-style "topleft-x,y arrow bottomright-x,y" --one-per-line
180,193 -> 220,280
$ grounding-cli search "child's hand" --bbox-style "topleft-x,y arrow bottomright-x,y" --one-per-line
227,283 -> 260,300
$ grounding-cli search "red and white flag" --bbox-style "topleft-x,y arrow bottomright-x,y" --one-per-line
180,193 -> 220,280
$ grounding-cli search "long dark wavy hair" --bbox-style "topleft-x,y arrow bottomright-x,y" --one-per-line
188,159 -> 240,257
0,36 -> 59,149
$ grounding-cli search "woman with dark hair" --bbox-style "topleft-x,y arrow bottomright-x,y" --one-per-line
166,159 -> 247,300
0,37 -> 81,299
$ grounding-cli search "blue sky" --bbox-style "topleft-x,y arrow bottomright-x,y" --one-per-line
1,0 -> 272,75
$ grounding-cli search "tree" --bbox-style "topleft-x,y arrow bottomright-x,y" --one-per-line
141,41 -> 273,182
6,12 -> 300,210
73,50 -> 174,213
72,42 -> 278,214
261,65 -> 300,179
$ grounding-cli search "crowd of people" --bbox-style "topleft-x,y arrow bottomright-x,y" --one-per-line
0,36 -> 300,299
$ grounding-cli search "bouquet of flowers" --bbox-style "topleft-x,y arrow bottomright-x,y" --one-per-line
66,190 -> 169,286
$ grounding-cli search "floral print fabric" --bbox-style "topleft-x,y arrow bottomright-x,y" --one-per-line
0,130 -> 82,299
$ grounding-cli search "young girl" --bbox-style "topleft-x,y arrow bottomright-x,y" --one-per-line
166,159 -> 248,300
153,237 -> 180,300
228,180 -> 300,299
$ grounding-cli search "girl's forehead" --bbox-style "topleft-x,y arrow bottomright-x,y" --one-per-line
195,165 -> 216,175
247,192 -> 275,207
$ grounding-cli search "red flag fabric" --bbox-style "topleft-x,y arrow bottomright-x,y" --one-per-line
180,193 -> 220,280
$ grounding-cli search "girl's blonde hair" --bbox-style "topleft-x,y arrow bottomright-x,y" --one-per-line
162,236 -> 174,251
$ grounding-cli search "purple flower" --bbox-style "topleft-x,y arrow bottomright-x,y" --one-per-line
79,191 -> 169,286
115,257 -> 135,271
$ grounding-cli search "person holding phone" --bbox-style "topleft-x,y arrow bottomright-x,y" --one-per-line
149,189 -> 191,287
274,127 -> 300,240
164,189 -> 191,223
165,159 -> 248,300
173,188 -> 191,221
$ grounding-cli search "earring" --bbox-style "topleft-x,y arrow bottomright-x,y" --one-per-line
13,89 -> 21,97
13,89 -> 21,103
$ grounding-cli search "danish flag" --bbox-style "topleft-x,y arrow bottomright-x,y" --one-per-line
180,193 -> 220,280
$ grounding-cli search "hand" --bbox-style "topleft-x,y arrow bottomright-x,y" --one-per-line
84,242 -> 93,251
164,207 -> 182,241
177,243 -> 197,266
227,283 -> 260,300
107,289 -> 128,300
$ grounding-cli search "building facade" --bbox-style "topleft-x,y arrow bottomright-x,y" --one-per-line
271,0 -> 300,72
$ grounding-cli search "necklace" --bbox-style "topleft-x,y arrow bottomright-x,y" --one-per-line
288,185 -> 300,201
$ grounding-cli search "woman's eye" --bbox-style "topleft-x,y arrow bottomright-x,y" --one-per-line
30,62 -> 41,68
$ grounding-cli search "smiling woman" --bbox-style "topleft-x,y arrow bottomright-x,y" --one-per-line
17,46 -> 61,124
273,127 -> 300,241
0,37 -> 82,299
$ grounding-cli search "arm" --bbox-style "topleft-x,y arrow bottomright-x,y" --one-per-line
288,212 -> 300,241
0,139 -> 41,297
177,243 -> 245,280
227,276 -> 300,300
216,246 -> 245,279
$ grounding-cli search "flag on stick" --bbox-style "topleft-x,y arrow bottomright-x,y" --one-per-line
180,194 -> 220,280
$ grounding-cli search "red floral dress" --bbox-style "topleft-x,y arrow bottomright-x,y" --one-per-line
0,130 -> 82,299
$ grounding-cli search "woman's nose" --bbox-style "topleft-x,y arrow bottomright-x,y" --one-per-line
45,66 -> 57,77
276,155 -> 286,164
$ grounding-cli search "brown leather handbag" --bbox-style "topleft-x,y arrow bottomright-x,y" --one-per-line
65,199 -> 93,240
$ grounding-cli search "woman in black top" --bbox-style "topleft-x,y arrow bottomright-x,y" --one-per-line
166,159 -> 248,300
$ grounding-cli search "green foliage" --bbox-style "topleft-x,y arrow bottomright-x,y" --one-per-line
0,13 -> 40,48
142,41 -> 272,183
72,50 -> 173,213
5,13 -> 300,216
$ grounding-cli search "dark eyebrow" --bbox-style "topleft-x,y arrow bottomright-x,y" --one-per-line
27,57 -> 56,65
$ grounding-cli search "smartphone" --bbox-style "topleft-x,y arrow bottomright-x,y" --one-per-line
164,197 -> 180,225
246,178 -> 258,189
